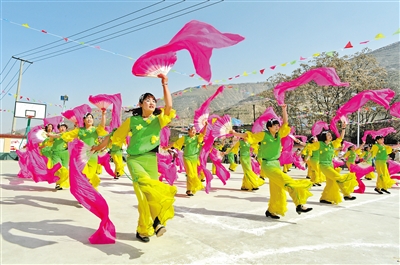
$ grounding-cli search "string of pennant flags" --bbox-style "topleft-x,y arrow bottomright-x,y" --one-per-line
1,18 -> 399,87
1,18 -> 400,121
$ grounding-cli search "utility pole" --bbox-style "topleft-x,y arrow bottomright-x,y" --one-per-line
11,57 -> 33,134
253,104 -> 256,122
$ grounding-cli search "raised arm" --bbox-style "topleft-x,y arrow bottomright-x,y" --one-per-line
158,74 -> 171,116
281,104 -> 288,125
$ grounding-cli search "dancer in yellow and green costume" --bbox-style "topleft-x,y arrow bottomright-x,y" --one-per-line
172,123 -> 207,196
226,137 -> 238,172
360,145 -> 375,180
369,136 -> 399,194
305,136 -> 325,186
100,74 -> 176,243
39,123 -> 55,167
231,104 -> 313,219
308,126 -> 358,205
61,110 -> 107,189
230,137 -> 264,191
48,123 -> 70,190
344,143 -> 364,171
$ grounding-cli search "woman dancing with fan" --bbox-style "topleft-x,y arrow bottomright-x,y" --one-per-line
230,136 -> 264,191
368,135 -> 400,194
231,104 -> 313,219
305,136 -> 324,187
308,126 -> 358,205
39,124 -> 55,162
344,143 -> 364,171
59,110 -> 107,189
99,74 -> 177,243
49,123 -> 70,190
360,145 -> 375,180
171,123 -> 207,196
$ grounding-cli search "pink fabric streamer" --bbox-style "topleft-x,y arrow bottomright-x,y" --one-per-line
43,116 -> 63,133
157,152 -> 178,186
194,85 -> 225,131
389,102 -> 400,118
293,152 -> 306,170
312,120 -> 329,136
388,160 -> 400,175
68,139 -> 116,244
160,127 -> 170,147
273,67 -> 349,105
199,129 -> 215,193
109,93 -> 122,130
342,141 -> 355,152
209,148 -> 230,185
252,107 -> 280,133
175,149 -> 185,173
62,104 -> 92,127
332,157 -> 345,169
97,152 -> 116,177
251,157 -> 261,175
350,163 -> 374,193
132,20 -> 245,82
330,89 -> 395,137
16,125 -> 61,183
361,127 -> 397,142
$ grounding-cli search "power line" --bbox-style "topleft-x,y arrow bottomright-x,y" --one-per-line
0,63 -> 32,101
0,58 -> 18,85
14,0 -> 166,57
30,0 -> 223,62
22,0 -> 185,59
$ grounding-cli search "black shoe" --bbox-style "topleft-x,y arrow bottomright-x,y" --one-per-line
312,184 -> 316,187
381,189 -> 391,194
306,176 -> 310,179
296,205 -> 313,215
240,187 -> 249,191
186,191 -> 194,196
365,178 -> 372,180
344,196 -> 356,201
316,183 -> 322,186
228,168 -> 234,172
200,179 -> 205,182
136,232 -> 150,243
252,187 -> 259,191
55,185 -> 62,190
155,225 -> 166,237
320,200 -> 332,204
259,177 -> 265,181
374,188 -> 383,194
265,210 -> 280,219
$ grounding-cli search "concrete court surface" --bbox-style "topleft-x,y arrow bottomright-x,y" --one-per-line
0,160 -> 399,265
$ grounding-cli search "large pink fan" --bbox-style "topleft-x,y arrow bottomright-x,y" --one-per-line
209,148 -> 230,185
132,52 -> 177,77
274,67 -> 349,105
194,85 -> 225,131
389,102 -> 400,118
68,139 -> 116,244
62,104 -> 92,127
132,20 -> 244,82
211,115 -> 232,139
361,127 -> 396,142
311,120 -> 329,136
332,157 -> 345,169
89,94 -> 114,111
252,107 -> 280,133
342,141 -> 355,152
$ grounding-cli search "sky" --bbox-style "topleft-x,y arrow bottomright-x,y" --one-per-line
1,0 -> 399,134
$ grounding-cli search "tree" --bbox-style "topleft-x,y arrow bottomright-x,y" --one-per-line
260,48 -> 399,142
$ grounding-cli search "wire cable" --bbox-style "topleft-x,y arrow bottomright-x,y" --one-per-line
15,0 -> 166,57
30,0 -> 223,62
0,59 -> 18,85
0,63 -> 32,101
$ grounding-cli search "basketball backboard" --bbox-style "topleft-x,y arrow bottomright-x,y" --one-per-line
14,101 -> 46,119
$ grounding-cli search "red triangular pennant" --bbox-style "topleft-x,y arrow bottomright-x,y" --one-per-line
189,74 -> 195,77
235,75 -> 240,78
344,41 -> 353,49
228,77 -> 233,80
270,65 -> 276,70
260,69 -> 265,74
63,37 -> 68,42
41,30 -> 47,34
300,56 -> 307,60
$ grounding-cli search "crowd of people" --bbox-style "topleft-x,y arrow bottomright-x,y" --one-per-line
18,73 -> 400,244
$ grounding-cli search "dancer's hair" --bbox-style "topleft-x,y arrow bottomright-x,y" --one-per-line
266,118 -> 280,129
126,92 -> 161,116
57,123 -> 68,130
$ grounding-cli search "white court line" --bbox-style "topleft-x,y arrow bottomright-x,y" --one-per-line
182,194 -> 397,236
194,242 -> 399,264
